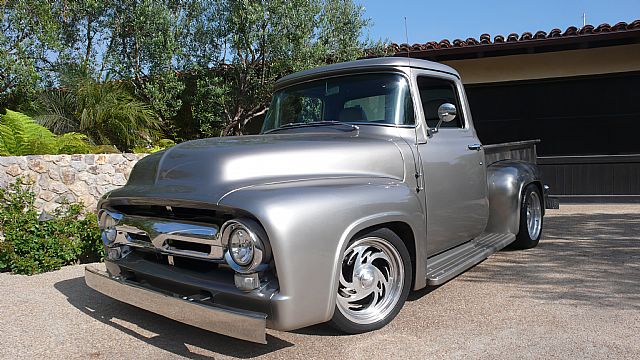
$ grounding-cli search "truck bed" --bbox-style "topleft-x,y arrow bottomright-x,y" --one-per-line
483,139 -> 540,166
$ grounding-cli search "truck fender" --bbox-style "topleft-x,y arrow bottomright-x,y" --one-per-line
485,160 -> 543,235
217,178 -> 426,330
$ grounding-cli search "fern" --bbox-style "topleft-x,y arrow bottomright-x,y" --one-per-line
0,110 -> 95,155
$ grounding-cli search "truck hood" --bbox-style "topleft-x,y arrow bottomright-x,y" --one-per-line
111,132 -> 406,204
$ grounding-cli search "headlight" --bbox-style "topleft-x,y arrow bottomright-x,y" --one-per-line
221,219 -> 270,273
229,227 -> 254,266
98,210 -> 122,246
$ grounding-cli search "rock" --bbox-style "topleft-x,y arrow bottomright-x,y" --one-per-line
49,182 -> 68,194
39,190 -> 57,202
95,154 -> 107,165
109,155 -> 126,165
0,157 -> 17,167
60,169 -> 76,185
54,192 -> 76,204
70,160 -> 87,172
96,174 -> 112,185
112,173 -> 127,186
38,174 -> 51,188
68,182 -> 89,196
84,154 -> 95,165
6,164 -> 22,177
14,157 -> 28,170
54,155 -> 70,166
97,164 -> 115,174
87,165 -> 99,175
71,154 -> 82,161
28,159 -> 47,173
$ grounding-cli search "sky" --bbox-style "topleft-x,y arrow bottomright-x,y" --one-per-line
361,0 -> 640,44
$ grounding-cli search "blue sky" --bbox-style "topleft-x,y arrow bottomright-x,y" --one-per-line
361,0 -> 640,44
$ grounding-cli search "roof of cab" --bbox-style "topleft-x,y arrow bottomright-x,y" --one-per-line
274,57 -> 460,89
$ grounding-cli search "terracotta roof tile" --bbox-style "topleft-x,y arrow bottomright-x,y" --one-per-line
391,20 -> 640,55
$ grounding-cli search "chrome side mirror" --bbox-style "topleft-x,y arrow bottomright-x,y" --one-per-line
430,103 -> 457,135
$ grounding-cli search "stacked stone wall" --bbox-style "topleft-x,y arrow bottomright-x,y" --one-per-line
0,154 -> 147,212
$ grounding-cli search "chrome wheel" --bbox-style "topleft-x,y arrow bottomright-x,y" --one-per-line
336,237 -> 405,325
526,190 -> 542,240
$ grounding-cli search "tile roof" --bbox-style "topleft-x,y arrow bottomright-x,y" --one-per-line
391,20 -> 640,54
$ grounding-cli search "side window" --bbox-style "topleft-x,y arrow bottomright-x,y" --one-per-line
417,77 -> 465,129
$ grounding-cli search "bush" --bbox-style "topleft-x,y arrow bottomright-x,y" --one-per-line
0,178 -> 103,275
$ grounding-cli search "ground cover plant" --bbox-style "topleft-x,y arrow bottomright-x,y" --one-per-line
0,177 -> 103,275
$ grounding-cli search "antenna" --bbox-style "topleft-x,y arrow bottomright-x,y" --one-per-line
404,17 -> 411,58
403,16 -> 424,192
583,12 -> 586,27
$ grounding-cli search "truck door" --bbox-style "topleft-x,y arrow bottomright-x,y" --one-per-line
416,75 -> 489,256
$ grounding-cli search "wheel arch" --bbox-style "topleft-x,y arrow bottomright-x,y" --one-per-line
486,160 -> 544,235
350,221 -> 417,289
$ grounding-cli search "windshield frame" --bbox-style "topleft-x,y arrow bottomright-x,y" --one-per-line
261,71 -> 417,134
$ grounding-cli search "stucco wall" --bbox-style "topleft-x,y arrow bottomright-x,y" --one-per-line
443,43 -> 640,84
0,153 -> 147,212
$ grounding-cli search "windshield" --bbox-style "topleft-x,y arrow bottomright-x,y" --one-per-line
261,73 -> 415,133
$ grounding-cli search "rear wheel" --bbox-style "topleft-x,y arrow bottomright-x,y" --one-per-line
329,228 -> 412,334
512,184 -> 543,249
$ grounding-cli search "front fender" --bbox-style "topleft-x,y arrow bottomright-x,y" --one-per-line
218,177 -> 425,331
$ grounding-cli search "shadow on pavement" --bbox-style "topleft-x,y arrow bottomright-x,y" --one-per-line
461,212 -> 640,310
54,277 -> 292,359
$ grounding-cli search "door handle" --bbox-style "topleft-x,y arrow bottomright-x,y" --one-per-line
468,144 -> 483,151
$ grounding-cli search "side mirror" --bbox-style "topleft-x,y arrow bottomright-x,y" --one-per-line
430,103 -> 457,136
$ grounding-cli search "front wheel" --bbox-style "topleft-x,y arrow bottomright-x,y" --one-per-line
329,228 -> 412,334
512,183 -> 544,249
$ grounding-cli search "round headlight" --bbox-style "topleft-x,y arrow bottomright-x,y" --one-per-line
99,210 -> 121,246
229,228 -> 254,266
221,219 -> 270,273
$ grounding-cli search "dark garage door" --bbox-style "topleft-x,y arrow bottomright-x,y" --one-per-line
465,72 -> 640,198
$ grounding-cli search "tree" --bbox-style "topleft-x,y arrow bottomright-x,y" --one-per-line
102,0 -> 227,137
35,72 -> 161,152
196,0 -> 373,136
0,0 -> 63,109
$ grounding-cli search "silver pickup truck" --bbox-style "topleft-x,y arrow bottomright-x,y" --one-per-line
85,57 -> 549,344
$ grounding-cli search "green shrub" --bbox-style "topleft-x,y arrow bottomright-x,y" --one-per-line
0,109 -> 94,155
132,138 -> 176,154
0,178 -> 103,275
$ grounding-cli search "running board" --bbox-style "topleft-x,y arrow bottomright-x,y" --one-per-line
426,233 -> 516,286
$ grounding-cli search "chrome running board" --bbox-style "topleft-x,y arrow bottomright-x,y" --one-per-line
426,233 -> 515,286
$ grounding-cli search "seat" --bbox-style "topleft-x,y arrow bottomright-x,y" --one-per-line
338,106 -> 367,122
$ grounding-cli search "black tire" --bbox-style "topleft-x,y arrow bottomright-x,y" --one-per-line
511,183 -> 543,249
329,228 -> 412,334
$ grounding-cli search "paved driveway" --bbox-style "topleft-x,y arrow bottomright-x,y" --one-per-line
1,204 -> 639,359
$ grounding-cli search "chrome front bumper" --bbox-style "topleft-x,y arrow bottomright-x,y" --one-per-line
84,265 -> 268,344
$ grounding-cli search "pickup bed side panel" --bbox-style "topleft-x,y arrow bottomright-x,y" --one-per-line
485,160 -> 543,235
218,178 -> 426,331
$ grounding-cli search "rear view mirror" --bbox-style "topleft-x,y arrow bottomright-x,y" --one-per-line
430,103 -> 457,135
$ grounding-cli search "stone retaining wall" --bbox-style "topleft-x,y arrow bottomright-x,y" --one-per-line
0,153 -> 147,212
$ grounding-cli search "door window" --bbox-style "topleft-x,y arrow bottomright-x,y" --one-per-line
417,77 -> 465,129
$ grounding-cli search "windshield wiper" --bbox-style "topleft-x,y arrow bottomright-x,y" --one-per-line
264,121 -> 359,134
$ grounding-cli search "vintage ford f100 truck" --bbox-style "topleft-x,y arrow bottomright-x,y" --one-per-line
85,57 -> 548,343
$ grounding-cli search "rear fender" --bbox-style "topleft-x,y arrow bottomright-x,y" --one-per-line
485,160 -> 543,235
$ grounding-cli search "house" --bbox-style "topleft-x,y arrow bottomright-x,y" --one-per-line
391,20 -> 640,201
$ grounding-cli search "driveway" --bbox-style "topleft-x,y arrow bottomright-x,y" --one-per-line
1,204 -> 639,359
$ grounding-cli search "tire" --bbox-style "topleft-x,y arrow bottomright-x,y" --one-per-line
512,183 -> 543,249
329,228 -> 412,334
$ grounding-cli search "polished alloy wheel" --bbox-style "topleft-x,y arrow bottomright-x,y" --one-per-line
336,237 -> 404,325
526,190 -> 542,240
